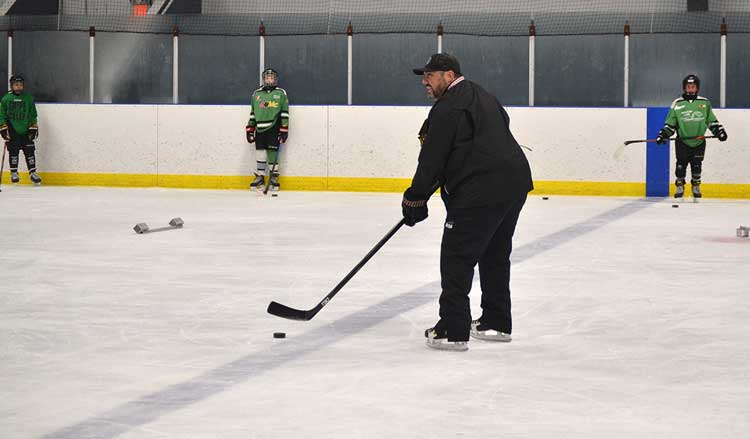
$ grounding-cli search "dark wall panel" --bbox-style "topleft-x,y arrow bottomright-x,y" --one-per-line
166,0 -> 202,14
0,34 -> 6,95
727,33 -> 750,108
630,34 -> 720,107
352,34 -> 435,105
13,31 -> 88,103
179,35 -> 258,104
8,0 -> 58,14
264,35 -> 347,105
444,35 -> 528,106
536,35 -> 623,107
95,33 -> 173,104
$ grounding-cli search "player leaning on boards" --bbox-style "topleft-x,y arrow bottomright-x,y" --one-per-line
246,68 -> 289,192
656,74 -> 727,200
402,53 -> 533,351
0,75 -> 41,185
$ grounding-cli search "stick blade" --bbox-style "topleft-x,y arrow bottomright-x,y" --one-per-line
267,301 -> 311,321
613,142 -> 627,160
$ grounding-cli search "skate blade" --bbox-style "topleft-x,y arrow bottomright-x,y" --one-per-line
471,330 -> 512,342
425,339 -> 469,351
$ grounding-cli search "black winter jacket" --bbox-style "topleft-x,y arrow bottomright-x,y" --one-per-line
409,78 -> 533,208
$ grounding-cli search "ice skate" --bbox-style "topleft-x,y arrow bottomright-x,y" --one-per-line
424,323 -> 468,351
29,172 -> 42,185
250,174 -> 265,191
674,179 -> 685,200
269,173 -> 280,192
691,183 -> 701,202
10,171 -> 19,184
471,320 -> 512,342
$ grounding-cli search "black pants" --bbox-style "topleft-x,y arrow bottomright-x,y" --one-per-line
6,132 -> 36,173
439,195 -> 527,341
254,126 -> 281,176
675,139 -> 705,185
255,125 -> 280,151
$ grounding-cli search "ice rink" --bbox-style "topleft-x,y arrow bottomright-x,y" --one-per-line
1,185 -> 749,439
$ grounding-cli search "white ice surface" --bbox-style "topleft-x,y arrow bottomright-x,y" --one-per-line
1,186 -> 749,439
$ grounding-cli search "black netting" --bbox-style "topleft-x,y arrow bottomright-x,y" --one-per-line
0,0 -> 748,35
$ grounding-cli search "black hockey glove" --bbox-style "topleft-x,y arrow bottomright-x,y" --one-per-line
278,130 -> 288,144
0,124 -> 9,141
655,129 -> 669,145
246,126 -> 255,143
28,125 -> 38,140
402,188 -> 428,227
715,126 -> 728,142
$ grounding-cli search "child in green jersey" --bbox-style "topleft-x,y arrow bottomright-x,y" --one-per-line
245,68 -> 289,192
656,74 -> 727,199
0,75 -> 41,185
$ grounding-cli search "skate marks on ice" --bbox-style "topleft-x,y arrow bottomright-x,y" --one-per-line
43,198 -> 653,439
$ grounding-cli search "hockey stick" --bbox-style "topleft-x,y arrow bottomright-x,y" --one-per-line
268,218 -> 407,320
268,181 -> 441,320
262,142 -> 282,195
0,142 -> 6,192
614,135 -> 717,159
624,135 -> 716,146
267,218 -> 407,320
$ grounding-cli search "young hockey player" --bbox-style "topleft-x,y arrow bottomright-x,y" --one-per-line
245,68 -> 289,192
0,75 -> 41,185
656,74 -> 727,199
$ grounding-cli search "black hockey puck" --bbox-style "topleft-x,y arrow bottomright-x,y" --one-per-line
271,194 -> 278,197
542,197 -> 549,200
273,332 -> 286,339
672,204 -> 679,208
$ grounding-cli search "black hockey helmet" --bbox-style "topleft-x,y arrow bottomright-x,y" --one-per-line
9,74 -> 24,85
682,74 -> 700,91
262,68 -> 278,89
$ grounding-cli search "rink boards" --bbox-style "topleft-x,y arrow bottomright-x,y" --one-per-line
3,104 -> 749,198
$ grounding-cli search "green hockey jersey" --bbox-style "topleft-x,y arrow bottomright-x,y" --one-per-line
661,96 -> 720,148
247,87 -> 289,134
0,91 -> 38,135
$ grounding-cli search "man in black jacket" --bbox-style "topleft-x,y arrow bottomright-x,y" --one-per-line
403,53 -> 533,351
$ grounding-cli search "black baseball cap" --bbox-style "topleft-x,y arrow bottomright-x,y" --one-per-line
413,53 -> 462,76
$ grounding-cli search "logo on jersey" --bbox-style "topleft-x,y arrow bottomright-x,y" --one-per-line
681,111 -> 705,122
262,101 -> 280,109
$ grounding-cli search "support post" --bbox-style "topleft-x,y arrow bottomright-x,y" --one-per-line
437,22 -> 443,53
720,18 -> 727,108
89,27 -> 95,103
259,22 -> 266,86
7,30 -> 13,80
172,27 -> 179,104
347,22 -> 353,105
624,21 -> 630,107
528,21 -> 535,107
